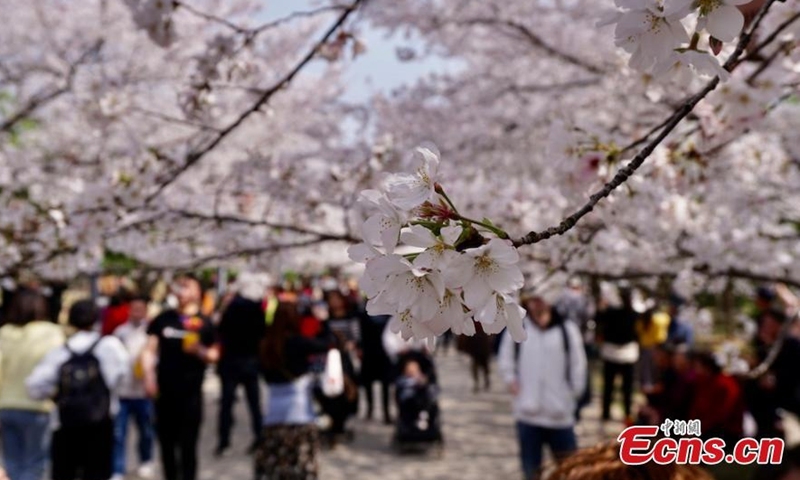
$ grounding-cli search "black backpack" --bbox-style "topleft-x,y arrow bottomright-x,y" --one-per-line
55,338 -> 111,428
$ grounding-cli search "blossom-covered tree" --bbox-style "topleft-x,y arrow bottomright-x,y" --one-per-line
349,0 -> 800,339
2,0 -> 800,342
0,0 -> 367,277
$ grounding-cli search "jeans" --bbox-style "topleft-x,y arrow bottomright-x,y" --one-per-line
602,360 -> 635,420
0,409 -> 51,480
113,399 -> 155,475
217,357 -> 262,449
516,422 -> 576,480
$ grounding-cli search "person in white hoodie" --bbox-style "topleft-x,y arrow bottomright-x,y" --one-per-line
111,295 -> 156,480
498,296 -> 587,480
27,299 -> 129,480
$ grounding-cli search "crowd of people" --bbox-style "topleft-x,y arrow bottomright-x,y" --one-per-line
1,272 -> 800,480
494,281 -> 800,480
0,272 -> 438,480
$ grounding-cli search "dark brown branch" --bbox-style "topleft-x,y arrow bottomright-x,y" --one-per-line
145,0 -> 364,203
459,18 -> 604,74
513,0 -> 780,247
143,209 -> 359,243
165,238 -> 348,270
0,40 -> 103,134
741,10 -> 800,62
570,266 -> 800,291
174,1 -> 249,34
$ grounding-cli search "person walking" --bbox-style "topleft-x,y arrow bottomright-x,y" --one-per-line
596,286 -> 640,425
462,322 -> 494,393
111,295 -> 156,480
359,313 -> 392,423
255,301 -> 331,480
498,296 -> 587,480
318,290 -> 360,444
215,289 -> 266,456
26,300 -> 129,480
666,293 -> 694,347
141,274 -> 218,480
0,289 -> 65,480
554,279 -> 594,419
635,307 -> 670,391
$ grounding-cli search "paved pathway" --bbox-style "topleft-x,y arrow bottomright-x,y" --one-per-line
160,352 -> 623,480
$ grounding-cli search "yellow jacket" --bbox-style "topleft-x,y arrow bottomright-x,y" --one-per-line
636,312 -> 671,348
0,321 -> 65,412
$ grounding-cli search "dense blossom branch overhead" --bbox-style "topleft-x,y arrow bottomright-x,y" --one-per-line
1,0 -> 799,298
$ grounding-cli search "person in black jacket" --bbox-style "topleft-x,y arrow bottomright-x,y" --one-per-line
747,309 -> 800,439
596,287 -> 640,424
359,314 -> 392,423
215,292 -> 267,456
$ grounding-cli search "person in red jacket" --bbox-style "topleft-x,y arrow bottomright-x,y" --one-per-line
101,290 -> 132,336
688,351 -> 744,447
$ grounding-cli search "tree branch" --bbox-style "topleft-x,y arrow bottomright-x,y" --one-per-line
0,40 -> 103,134
144,0 -> 364,203
459,18 -> 604,74
160,238 -> 349,270
145,209 -> 359,243
513,0 -> 780,247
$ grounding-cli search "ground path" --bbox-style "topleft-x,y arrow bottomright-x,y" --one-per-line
178,351 -> 623,480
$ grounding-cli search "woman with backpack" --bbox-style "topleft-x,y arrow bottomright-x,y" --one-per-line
0,289 -> 65,480
26,299 -> 129,480
256,301 -> 332,480
498,296 -> 587,480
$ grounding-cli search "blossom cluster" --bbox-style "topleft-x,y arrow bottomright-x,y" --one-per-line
348,147 -> 528,342
606,0 -> 755,81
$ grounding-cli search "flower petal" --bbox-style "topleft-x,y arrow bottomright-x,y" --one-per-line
486,265 -> 525,294
475,296 -> 499,324
400,225 -> 437,248
707,5 -> 744,42
463,276 -> 494,311
486,238 -> 520,265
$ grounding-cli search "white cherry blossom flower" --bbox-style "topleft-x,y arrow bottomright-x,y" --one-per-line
360,191 -> 406,254
450,314 -> 477,336
360,253 -> 407,300
611,0 -> 692,72
384,146 -> 440,210
389,309 -> 438,340
400,224 -> 461,270
654,49 -> 730,84
446,238 -> 524,311
427,289 -> 470,336
696,0 -> 750,42
477,294 -> 528,342
347,242 -> 382,264
382,258 -> 446,321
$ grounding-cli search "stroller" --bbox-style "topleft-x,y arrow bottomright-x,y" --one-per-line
391,350 -> 444,456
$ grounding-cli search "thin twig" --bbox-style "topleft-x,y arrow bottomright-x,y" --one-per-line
145,0 -> 364,203
0,40 -> 103,134
459,18 -> 604,74
174,1 -> 249,34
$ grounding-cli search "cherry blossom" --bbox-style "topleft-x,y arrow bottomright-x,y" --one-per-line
446,239 -> 525,313
360,191 -> 406,254
400,224 -> 461,270
609,0 -> 691,72
384,146 -> 441,210
696,0 -> 751,42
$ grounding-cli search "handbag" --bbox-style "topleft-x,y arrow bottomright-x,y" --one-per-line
321,349 -> 345,397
